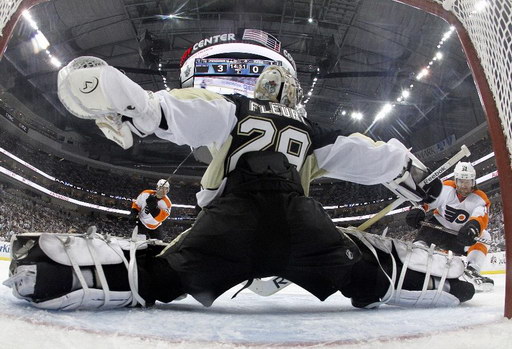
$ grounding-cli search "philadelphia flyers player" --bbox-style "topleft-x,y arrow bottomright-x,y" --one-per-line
3,56 -> 475,310
407,161 -> 494,291
128,179 -> 172,240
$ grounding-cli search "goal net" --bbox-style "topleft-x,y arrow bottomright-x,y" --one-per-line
393,0 -> 512,318
0,0 -> 44,57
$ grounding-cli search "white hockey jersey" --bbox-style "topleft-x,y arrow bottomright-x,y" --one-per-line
426,180 -> 490,234
131,190 -> 172,230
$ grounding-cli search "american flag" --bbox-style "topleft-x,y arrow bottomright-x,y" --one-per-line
242,29 -> 281,52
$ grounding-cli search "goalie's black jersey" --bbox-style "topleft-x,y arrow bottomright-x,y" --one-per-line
223,95 -> 339,176
155,88 -> 411,207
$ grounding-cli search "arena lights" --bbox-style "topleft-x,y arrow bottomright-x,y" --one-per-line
1,142 -> 498,220
370,25 -> 456,125
375,103 -> 394,121
351,111 -> 363,120
158,62 -> 169,90
22,10 -> 62,68
303,68 -> 320,105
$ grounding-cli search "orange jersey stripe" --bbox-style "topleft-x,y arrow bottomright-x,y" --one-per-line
473,189 -> 491,206
471,215 -> 489,232
471,190 -> 490,231
443,180 -> 456,188
467,242 -> 488,255
144,222 -> 160,230
154,209 -> 170,222
162,196 -> 172,208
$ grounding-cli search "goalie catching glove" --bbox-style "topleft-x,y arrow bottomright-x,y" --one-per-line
57,56 -> 163,149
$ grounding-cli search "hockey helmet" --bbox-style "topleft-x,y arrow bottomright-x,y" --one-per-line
254,65 -> 303,109
454,161 -> 476,196
454,162 -> 476,181
157,179 -> 170,189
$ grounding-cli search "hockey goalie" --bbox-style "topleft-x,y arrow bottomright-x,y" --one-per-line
3,56 -> 475,310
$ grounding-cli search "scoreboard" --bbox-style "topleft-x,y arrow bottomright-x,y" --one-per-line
194,58 -> 279,76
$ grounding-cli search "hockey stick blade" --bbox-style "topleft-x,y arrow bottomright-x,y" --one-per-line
246,277 -> 292,296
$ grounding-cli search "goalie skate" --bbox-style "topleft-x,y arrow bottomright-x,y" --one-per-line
461,265 -> 494,292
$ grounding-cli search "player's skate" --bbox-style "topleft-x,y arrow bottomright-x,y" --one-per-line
461,265 -> 494,292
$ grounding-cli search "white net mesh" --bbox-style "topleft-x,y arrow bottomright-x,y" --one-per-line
432,0 -> 512,165
0,0 -> 23,37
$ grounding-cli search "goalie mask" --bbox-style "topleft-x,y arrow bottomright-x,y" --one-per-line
254,66 -> 303,109
454,162 -> 476,197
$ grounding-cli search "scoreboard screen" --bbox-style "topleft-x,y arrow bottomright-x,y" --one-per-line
194,58 -> 278,76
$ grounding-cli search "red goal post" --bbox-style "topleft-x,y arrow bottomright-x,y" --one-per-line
0,0 -> 47,58
394,0 -> 512,318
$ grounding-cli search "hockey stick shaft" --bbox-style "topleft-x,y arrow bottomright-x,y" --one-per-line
163,149 -> 194,185
419,221 -> 496,246
358,145 -> 471,231
420,145 -> 470,186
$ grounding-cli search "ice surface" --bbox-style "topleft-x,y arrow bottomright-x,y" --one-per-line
0,261 -> 511,348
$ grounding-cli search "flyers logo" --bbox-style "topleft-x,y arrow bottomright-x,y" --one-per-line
444,205 -> 469,224
79,77 -> 99,94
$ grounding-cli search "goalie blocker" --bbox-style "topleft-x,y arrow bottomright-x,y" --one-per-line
3,228 -> 474,310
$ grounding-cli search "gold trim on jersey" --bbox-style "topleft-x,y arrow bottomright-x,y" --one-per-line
299,154 -> 326,196
200,136 -> 233,191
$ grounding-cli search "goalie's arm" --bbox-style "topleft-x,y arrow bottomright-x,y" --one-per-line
313,133 -> 410,185
314,132 -> 442,204
58,58 -> 238,150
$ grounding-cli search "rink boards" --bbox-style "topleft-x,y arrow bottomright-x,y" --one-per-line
0,240 -> 505,273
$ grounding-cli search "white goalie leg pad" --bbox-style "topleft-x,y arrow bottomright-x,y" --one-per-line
32,289 -> 135,311
385,289 -> 460,308
344,228 -> 465,308
4,227 -> 149,310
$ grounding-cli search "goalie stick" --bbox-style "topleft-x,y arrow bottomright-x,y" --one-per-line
247,145 -> 471,297
243,277 -> 292,297
357,145 -> 471,231
419,221 -> 497,246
